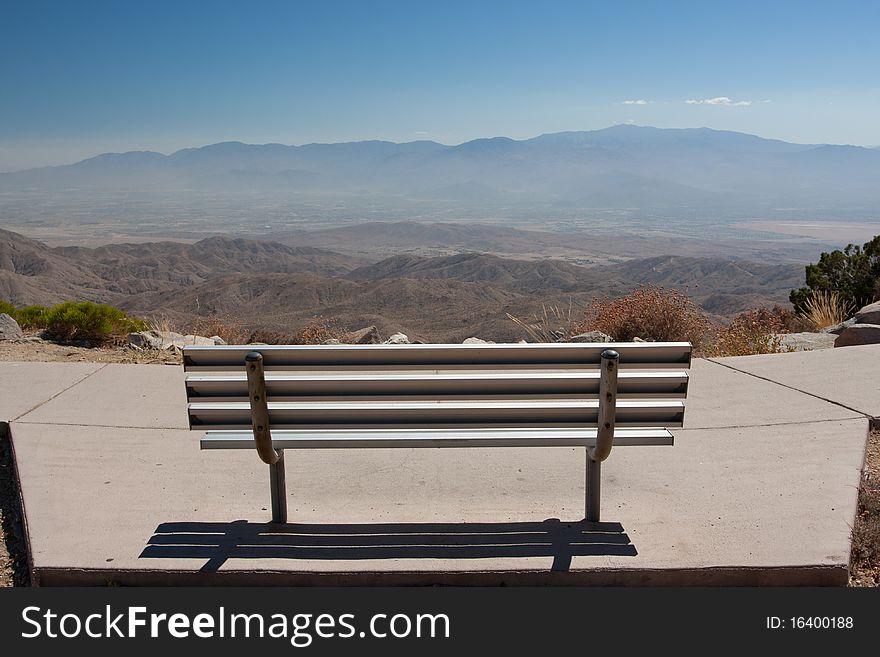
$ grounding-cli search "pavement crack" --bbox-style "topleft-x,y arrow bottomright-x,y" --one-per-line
681,416 -> 865,432
12,420 -> 186,431
11,364 -> 110,422
705,358 -> 874,420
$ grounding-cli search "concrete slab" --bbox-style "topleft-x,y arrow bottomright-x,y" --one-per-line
15,363 -> 189,430
0,362 -> 104,422
685,359 -> 862,429
11,416 -> 867,585
711,343 -> 880,419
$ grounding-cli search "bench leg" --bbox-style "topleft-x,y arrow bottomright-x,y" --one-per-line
586,457 -> 601,522
269,450 -> 288,523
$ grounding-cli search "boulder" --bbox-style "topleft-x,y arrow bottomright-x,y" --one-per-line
345,326 -> 381,344
177,334 -> 216,347
0,313 -> 23,341
854,301 -> 880,325
462,337 -> 495,344
128,330 -> 214,350
774,332 -> 836,351
565,331 -> 613,343
384,332 -> 409,344
129,330 -> 165,350
210,335 -> 227,345
834,324 -> 880,347
822,317 -> 857,334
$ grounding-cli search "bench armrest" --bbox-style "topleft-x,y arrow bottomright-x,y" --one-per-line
587,349 -> 619,463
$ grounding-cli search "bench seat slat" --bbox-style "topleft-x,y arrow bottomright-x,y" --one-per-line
185,370 -> 689,400
200,427 -> 675,449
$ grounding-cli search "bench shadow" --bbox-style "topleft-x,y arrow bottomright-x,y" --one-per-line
139,518 -> 637,573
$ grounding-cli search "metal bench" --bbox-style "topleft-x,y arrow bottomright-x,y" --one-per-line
183,342 -> 691,524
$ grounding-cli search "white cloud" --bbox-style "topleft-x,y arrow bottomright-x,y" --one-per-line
685,96 -> 753,106
622,99 -> 648,105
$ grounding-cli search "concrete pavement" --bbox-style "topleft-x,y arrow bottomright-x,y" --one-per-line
3,345 -> 876,585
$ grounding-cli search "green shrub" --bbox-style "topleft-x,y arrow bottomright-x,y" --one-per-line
11,305 -> 49,329
0,300 -> 15,316
44,301 -> 147,345
790,234 -> 880,314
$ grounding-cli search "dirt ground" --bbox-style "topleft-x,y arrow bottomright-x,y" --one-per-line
0,341 -> 877,587
0,338 -> 182,365
849,428 -> 880,587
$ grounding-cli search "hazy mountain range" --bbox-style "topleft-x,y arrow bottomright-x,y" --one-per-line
3,125 -> 879,216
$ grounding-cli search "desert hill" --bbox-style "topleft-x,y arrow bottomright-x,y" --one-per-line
346,252 -> 610,292
0,228 -> 804,341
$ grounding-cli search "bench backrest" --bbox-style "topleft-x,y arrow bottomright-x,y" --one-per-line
183,342 -> 691,432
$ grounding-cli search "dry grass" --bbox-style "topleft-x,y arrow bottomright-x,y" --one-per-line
149,315 -> 251,345
292,318 -> 346,345
147,316 -> 177,334
150,315 -> 346,346
704,307 -> 793,357
185,316 -> 250,345
247,318 -> 345,345
802,290 -> 854,330
507,300 -> 575,342
572,286 -> 712,350
508,289 -> 812,360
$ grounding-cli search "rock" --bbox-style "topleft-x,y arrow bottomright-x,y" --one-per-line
462,337 -> 495,344
822,317 -> 857,334
345,326 -> 381,344
0,313 -> 23,341
774,332 -> 836,351
128,330 -> 165,350
632,337 -> 646,342
322,339 -> 341,345
384,332 -> 409,344
128,330 -> 214,350
211,335 -> 227,345
565,331 -> 613,343
855,301 -> 880,325
179,334 -> 216,347
834,324 -> 880,347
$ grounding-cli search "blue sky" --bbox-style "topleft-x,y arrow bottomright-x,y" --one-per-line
1,0 -> 878,170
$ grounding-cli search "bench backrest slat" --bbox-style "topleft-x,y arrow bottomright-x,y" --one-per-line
185,370 -> 689,401
187,400 -> 685,430
183,342 -> 692,371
